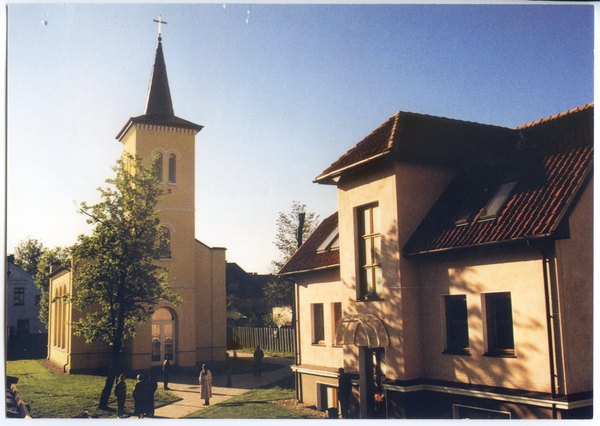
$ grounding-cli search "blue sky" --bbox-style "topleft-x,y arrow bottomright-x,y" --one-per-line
5,3 -> 594,274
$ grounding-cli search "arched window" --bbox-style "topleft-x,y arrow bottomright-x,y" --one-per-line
159,228 -> 171,259
168,154 -> 176,183
154,153 -> 163,183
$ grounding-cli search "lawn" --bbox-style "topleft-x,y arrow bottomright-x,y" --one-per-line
6,360 -> 181,418
183,375 -> 322,419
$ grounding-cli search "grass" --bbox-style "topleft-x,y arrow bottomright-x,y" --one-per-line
183,375 -> 322,419
6,360 -> 181,418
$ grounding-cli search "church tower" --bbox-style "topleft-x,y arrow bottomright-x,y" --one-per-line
46,21 -> 226,375
114,27 -> 225,370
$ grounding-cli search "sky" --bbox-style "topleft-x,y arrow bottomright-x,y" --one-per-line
4,2 -> 594,274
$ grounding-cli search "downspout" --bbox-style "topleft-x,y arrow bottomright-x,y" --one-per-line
294,278 -> 302,402
528,240 -> 558,418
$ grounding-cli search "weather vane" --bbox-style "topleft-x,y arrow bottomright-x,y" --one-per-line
153,15 -> 167,41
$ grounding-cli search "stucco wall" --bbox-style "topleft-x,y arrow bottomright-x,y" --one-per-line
336,163 -> 455,382
417,246 -> 551,392
295,268 -> 344,368
554,178 -> 593,394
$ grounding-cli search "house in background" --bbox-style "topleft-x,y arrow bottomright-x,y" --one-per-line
226,262 -> 275,326
6,255 -> 47,359
280,104 -> 593,419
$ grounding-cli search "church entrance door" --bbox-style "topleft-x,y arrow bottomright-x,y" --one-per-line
151,308 -> 175,366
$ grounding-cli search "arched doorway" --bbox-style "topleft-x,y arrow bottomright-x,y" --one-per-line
151,308 -> 175,366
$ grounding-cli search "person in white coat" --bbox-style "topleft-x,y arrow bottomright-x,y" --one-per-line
199,364 -> 213,406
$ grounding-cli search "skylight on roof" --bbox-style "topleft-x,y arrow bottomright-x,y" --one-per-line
317,226 -> 339,253
478,181 -> 518,222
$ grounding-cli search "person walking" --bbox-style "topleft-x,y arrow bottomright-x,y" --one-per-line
162,357 -> 171,390
147,370 -> 158,417
338,368 -> 352,419
132,374 -> 148,419
253,345 -> 264,377
199,364 -> 213,406
114,374 -> 127,418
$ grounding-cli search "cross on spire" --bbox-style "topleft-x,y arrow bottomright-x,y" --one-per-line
153,15 -> 167,41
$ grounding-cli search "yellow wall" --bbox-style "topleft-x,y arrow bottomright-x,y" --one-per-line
295,268 -> 344,369
417,248 -> 551,392
195,241 -> 227,364
336,163 -> 455,381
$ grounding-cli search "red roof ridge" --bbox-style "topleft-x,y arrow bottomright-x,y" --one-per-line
387,111 -> 402,150
516,103 -> 594,131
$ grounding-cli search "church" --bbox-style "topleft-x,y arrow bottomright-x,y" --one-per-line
46,26 -> 227,374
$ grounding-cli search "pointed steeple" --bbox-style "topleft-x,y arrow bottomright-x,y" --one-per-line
144,40 -> 174,116
116,25 -> 203,142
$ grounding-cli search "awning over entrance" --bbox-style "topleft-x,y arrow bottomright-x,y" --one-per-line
335,314 -> 389,348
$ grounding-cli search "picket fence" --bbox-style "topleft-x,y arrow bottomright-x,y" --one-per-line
228,326 -> 296,353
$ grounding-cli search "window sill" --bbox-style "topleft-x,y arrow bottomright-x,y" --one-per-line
358,295 -> 384,302
442,349 -> 471,356
312,343 -> 326,347
483,350 -> 516,358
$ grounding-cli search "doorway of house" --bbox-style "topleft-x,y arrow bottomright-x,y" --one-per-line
151,308 -> 175,365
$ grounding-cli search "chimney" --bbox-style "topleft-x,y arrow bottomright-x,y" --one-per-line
7,254 -> 15,264
50,261 -> 62,274
297,212 -> 306,248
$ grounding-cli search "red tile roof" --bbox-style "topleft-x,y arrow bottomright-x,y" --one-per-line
315,111 -> 516,184
403,104 -> 593,255
278,212 -> 339,275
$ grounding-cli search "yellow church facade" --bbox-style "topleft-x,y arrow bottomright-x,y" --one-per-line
47,34 -> 226,374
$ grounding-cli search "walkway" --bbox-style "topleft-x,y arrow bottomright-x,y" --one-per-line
152,352 -> 295,418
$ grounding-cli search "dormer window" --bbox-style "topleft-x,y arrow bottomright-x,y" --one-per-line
317,226 -> 339,253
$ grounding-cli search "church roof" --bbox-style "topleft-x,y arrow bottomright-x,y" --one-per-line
116,39 -> 202,141
144,40 -> 174,116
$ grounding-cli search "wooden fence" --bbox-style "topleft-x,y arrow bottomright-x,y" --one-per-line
228,326 -> 296,353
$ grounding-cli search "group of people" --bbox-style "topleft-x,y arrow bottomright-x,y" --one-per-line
114,370 -> 158,419
112,358 -> 214,418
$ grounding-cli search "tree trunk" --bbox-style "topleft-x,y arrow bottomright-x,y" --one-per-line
99,306 -> 125,409
99,341 -> 121,408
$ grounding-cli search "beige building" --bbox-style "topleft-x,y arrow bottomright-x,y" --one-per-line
47,34 -> 226,374
280,104 -> 593,419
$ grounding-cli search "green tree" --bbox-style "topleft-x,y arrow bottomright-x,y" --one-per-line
68,153 -> 180,408
14,238 -> 46,277
272,201 -> 320,272
265,202 -> 319,327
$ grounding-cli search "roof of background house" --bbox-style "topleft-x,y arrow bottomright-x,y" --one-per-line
279,212 -> 339,275
403,103 -> 593,256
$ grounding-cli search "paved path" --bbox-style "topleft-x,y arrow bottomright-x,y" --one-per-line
151,352 -> 295,419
